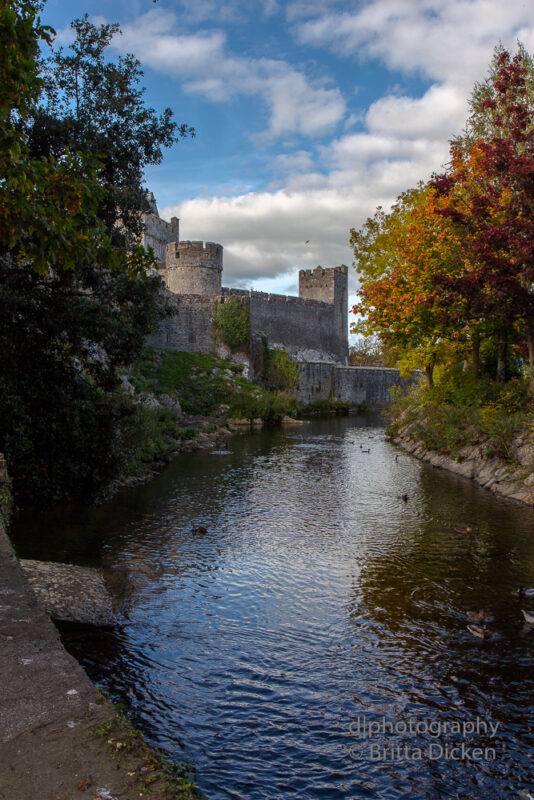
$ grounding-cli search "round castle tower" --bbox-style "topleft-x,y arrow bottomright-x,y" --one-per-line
164,240 -> 223,295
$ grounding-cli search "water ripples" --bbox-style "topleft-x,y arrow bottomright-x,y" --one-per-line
12,416 -> 534,800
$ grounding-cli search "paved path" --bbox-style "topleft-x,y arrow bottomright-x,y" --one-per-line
0,525 -> 163,800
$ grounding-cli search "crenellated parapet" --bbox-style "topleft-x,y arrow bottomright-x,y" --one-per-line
298,265 -> 348,306
163,240 -> 223,295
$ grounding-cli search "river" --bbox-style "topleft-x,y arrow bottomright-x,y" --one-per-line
11,415 -> 534,799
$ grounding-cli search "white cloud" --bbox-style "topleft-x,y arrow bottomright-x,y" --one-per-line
295,0 -> 534,88
271,150 -> 315,175
147,0 -> 534,297
161,123 -> 444,288
114,11 -> 226,73
366,84 -> 468,141
115,9 -> 346,139
163,189 -> 357,286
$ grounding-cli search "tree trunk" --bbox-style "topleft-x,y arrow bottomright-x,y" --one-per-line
496,330 -> 507,383
526,317 -> 534,396
425,361 -> 434,389
471,332 -> 480,380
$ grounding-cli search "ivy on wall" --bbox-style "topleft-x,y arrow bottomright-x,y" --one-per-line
265,348 -> 301,390
252,337 -> 300,390
214,298 -> 251,352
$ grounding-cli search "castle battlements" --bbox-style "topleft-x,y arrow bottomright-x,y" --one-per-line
299,265 -> 348,278
221,288 -> 342,309
163,240 -> 223,295
143,195 -> 349,364
166,240 -> 223,267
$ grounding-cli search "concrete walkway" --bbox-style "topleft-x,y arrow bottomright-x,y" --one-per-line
0,523 -> 190,800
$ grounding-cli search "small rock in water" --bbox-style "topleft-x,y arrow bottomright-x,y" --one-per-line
20,560 -> 115,626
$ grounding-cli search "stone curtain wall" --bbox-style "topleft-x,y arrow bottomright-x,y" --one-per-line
295,363 -> 417,409
148,289 -> 346,364
146,291 -> 217,354
223,289 -> 347,364
146,293 -> 414,408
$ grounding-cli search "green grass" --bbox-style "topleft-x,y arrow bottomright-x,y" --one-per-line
128,348 -> 298,421
388,369 -> 534,460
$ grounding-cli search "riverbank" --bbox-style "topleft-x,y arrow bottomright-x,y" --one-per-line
106,348 -> 333,498
389,374 -> 534,505
393,428 -> 534,505
0,520 -> 205,800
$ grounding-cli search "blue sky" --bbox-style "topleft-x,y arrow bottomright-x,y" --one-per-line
41,0 -> 534,308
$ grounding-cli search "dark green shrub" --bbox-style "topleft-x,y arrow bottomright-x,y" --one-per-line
264,348 -> 301,390
214,298 -> 250,352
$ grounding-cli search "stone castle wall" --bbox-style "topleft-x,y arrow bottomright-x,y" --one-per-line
146,289 -> 346,364
162,241 -> 223,295
149,289 -> 349,364
225,289 -> 347,364
220,265 -> 349,365
146,292 -> 217,354
142,198 -> 348,365
295,363 -> 415,409
145,293 -> 414,408
142,212 -> 179,263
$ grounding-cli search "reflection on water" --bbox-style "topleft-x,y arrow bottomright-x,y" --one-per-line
11,415 -> 534,799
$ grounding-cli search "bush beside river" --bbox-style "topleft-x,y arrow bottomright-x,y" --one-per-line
106,347 -> 301,495
388,368 -> 534,505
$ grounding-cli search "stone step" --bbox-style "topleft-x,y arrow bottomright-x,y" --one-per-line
20,559 -> 115,627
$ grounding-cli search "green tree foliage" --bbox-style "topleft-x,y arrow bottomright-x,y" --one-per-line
264,348 -> 300,390
29,15 -> 194,245
0,4 -> 191,506
214,298 -> 251,352
457,42 -> 534,150
0,1 -> 106,274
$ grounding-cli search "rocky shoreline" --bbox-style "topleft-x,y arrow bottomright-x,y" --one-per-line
394,428 -> 534,506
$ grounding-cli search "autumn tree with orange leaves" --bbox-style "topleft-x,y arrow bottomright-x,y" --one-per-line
352,45 -> 534,393
431,49 -> 534,392
351,183 -> 469,387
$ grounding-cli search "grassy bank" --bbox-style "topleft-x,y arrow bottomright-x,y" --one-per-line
113,348 -> 299,486
128,348 -> 298,420
388,366 -> 534,462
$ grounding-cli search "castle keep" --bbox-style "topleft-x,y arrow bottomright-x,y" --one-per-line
145,196 -> 349,366
145,196 -> 412,407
